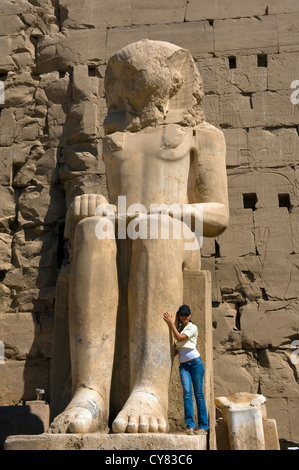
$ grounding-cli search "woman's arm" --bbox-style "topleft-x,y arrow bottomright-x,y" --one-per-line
163,312 -> 188,342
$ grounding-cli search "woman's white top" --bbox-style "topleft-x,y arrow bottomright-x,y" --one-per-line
175,322 -> 200,363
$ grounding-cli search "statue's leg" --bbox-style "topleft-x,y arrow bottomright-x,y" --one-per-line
49,216 -> 118,433
112,214 -> 200,433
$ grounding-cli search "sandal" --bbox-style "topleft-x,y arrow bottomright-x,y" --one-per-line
186,428 -> 194,435
194,429 -> 208,435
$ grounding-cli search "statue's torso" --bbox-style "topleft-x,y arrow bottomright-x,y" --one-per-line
103,124 -> 197,211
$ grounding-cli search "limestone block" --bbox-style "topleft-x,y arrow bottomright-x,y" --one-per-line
15,125 -> 42,144
78,101 -> 97,140
4,432 -> 207,451
0,148 -> 13,186
222,128 -> 248,167
230,55 -> 268,93
0,233 -> 12,268
0,36 -> 29,73
268,0 -> 299,14
259,256 -> 299,300
106,26 -> 150,61
252,90 -> 299,127
254,208 -> 293,257
72,64 -> 92,101
0,11 -> 25,36
258,349 -> 299,398
0,185 -> 15,230
289,398 -> 299,444
213,352 -> 258,397
59,0 -> 131,29
227,168 -> 296,211
263,419 -> 280,450
37,29 -> 106,73
0,357 -> 50,405
0,109 -> 15,146
34,148 -> 59,185
12,229 -> 58,269
0,284 -> 11,312
200,55 -> 267,95
212,303 -> 242,350
43,73 -> 70,104
216,209 -> 255,258
132,0 -> 186,25
202,94 -> 220,127
13,160 -> 36,188
247,128 -> 299,168
63,173 -> 108,208
214,16 -> 278,55
0,360 -> 27,405
267,52 -> 299,91
15,287 -> 55,316
186,0 -> 268,21
18,184 -> 65,227
265,397 -> 298,445
149,21 -> 214,56
0,312 -> 37,360
215,255 -> 263,303
219,93 -> 254,128
4,84 -> 36,108
64,148 -> 100,173
240,301 -> 299,349
0,402 -> 49,449
66,101 -> 97,142
198,57 -> 240,95
277,13 -> 299,52
290,208 -> 299,253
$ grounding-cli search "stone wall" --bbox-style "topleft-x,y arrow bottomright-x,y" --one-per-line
0,0 -> 298,446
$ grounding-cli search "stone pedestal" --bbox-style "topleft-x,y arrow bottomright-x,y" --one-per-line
4,432 -> 206,451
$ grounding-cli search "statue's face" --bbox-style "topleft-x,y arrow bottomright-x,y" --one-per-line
105,59 -> 174,132
104,40 -> 204,134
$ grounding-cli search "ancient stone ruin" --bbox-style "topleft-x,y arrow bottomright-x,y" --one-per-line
0,0 -> 299,450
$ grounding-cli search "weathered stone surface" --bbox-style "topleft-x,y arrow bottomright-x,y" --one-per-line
0,0 -> 298,448
0,402 -> 49,449
4,432 -> 207,451
186,0 -> 268,21
214,16 -> 278,55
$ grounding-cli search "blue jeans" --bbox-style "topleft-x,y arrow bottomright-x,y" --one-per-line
179,357 -> 209,430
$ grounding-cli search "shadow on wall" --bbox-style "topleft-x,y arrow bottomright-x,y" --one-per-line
17,168 -> 66,404
0,405 -> 45,449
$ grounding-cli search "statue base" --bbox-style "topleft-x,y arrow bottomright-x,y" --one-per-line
4,432 -> 207,451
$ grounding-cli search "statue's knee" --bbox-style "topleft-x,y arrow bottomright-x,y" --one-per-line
129,213 -> 183,248
76,216 -> 116,245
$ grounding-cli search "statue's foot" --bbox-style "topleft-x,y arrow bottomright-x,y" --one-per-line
48,388 -> 106,434
112,391 -> 168,433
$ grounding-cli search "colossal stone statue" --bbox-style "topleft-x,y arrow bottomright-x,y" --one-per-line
49,39 -> 229,434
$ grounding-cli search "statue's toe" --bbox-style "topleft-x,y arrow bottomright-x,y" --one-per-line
112,415 -> 127,433
67,408 -> 93,433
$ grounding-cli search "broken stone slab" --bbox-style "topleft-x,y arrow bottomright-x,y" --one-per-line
215,392 -> 280,450
4,432 -> 206,451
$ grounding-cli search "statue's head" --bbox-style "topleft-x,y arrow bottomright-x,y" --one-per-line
104,39 -> 204,134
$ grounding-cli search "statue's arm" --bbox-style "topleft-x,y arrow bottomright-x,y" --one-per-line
64,194 -> 116,239
190,123 -> 229,238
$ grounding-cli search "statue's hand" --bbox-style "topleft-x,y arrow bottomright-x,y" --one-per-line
72,194 -> 116,222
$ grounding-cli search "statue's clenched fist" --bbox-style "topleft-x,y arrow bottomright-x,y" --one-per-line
72,194 -> 116,221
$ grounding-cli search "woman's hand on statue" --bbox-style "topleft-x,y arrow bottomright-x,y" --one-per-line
163,311 -> 174,325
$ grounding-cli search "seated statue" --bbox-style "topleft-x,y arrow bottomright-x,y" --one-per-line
49,39 -> 229,434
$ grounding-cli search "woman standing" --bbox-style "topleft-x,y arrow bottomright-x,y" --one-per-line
163,305 -> 209,435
